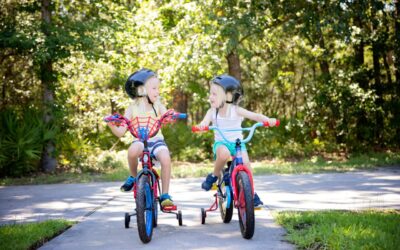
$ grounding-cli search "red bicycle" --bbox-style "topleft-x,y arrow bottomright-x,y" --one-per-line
192,120 -> 280,239
104,109 -> 186,243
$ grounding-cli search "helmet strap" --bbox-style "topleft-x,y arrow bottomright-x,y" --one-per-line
147,96 -> 153,105
215,108 -> 219,127
146,96 -> 158,116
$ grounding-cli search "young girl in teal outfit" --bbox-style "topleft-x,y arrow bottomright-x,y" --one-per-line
107,69 -> 174,207
197,74 -> 277,207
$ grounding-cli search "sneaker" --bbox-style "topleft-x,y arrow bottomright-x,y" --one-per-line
160,193 -> 174,207
120,176 -> 135,192
201,173 -> 218,191
253,193 -> 264,208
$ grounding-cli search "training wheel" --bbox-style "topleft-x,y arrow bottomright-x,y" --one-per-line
124,212 -> 130,228
178,210 -> 183,226
201,208 -> 206,224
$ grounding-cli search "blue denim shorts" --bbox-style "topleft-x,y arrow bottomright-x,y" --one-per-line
133,138 -> 168,160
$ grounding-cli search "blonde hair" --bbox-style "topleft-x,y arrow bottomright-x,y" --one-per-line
211,83 -> 234,108
131,76 -> 162,116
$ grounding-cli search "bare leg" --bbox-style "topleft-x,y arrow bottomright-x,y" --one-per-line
214,145 -> 231,178
155,148 -> 171,194
127,142 -> 144,177
242,150 -> 252,173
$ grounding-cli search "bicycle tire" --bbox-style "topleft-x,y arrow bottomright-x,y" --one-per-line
218,179 -> 233,223
236,171 -> 255,239
153,198 -> 158,228
136,175 -> 154,243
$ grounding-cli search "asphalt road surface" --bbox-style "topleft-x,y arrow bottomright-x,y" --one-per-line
1,167 -> 399,249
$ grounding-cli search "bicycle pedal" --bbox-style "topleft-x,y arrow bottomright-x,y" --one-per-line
211,183 -> 218,190
254,206 -> 263,211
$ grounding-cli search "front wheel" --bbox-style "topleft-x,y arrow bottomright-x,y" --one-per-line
136,175 -> 154,243
152,198 -> 158,228
218,179 -> 233,223
236,171 -> 255,239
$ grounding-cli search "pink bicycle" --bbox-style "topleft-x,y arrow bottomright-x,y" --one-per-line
192,120 -> 280,239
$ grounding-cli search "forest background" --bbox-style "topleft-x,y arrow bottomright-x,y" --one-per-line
1,0 -> 399,177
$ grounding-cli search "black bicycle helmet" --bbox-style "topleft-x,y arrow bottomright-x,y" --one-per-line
125,68 -> 157,99
211,74 -> 243,104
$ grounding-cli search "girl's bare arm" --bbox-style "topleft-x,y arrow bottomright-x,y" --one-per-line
199,109 -> 212,127
236,106 -> 277,126
107,105 -> 132,137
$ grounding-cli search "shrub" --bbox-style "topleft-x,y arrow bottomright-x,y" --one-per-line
0,108 -> 54,177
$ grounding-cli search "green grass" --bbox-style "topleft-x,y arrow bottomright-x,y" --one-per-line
275,210 -> 400,250
0,219 -> 74,250
252,151 -> 400,175
1,151 -> 399,186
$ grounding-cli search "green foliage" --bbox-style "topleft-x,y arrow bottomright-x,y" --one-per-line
0,110 -> 49,177
1,0 -> 400,176
276,210 -> 400,250
163,122 -> 213,162
0,108 -> 55,177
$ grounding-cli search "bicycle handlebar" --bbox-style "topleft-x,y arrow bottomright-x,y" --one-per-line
104,109 -> 186,140
192,119 -> 280,144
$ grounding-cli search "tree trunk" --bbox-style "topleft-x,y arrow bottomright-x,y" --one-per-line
394,0 -> 400,144
226,51 -> 242,81
40,0 -> 57,172
172,89 -> 188,114
314,5 -> 331,81
353,9 -> 367,89
352,1 -> 370,145
371,6 -> 384,144
395,1 -> 400,84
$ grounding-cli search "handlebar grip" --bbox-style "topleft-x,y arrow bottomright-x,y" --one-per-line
263,119 -> 280,127
192,126 -> 209,132
178,113 -> 187,119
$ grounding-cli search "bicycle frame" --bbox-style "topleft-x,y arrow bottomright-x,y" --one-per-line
193,120 -> 280,238
204,123 -> 267,208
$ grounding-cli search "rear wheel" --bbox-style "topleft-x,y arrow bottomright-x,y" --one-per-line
236,171 -> 255,239
136,175 -> 154,243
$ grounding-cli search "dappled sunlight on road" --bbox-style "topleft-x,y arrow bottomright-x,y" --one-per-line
1,169 -> 399,249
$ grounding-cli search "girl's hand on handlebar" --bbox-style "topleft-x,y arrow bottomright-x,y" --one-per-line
192,125 -> 209,132
104,114 -> 125,127
263,118 -> 280,127
268,118 -> 277,127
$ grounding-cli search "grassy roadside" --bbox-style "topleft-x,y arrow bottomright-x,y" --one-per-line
0,219 -> 74,250
1,151 -> 399,186
275,210 -> 400,250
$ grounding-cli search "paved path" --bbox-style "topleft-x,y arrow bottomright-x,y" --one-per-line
1,167 -> 399,249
